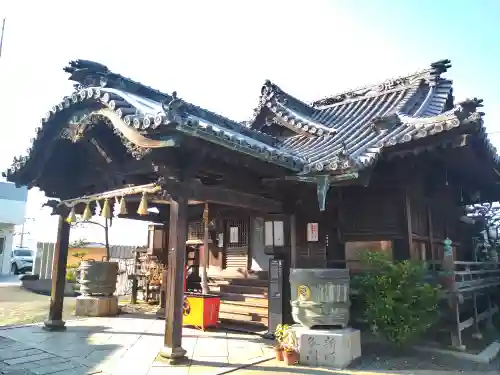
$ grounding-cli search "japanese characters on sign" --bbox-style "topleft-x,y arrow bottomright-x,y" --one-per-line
307,222 -> 319,242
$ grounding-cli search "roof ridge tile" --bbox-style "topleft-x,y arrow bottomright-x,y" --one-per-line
312,59 -> 452,108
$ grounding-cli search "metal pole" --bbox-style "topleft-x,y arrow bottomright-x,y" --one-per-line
0,18 -> 6,59
19,222 -> 25,248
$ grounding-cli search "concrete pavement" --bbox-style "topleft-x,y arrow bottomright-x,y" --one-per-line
0,315 -> 274,375
0,275 -> 20,287
1,313 -> 498,375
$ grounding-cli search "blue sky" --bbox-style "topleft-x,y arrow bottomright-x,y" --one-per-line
0,0 -> 499,247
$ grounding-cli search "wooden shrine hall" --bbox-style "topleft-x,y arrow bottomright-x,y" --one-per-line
4,58 -> 500,354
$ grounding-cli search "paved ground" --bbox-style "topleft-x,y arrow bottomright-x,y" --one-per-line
0,286 -> 77,326
0,315 -> 274,375
0,284 -> 498,374
0,275 -> 21,288
0,314 -> 499,375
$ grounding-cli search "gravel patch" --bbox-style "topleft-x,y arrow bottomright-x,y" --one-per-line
0,287 -> 77,326
351,341 -> 500,373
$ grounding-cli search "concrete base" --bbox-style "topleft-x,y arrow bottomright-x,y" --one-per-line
159,346 -> 187,364
75,295 -> 118,317
156,307 -> 165,319
291,326 -> 361,368
43,320 -> 66,331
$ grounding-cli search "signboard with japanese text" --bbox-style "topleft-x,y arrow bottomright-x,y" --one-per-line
307,223 -> 319,242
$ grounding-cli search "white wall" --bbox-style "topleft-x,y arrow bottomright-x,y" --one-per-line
0,183 -> 28,274
0,224 -> 15,275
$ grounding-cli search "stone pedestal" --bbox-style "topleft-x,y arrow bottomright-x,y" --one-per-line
292,326 -> 361,368
75,295 -> 119,317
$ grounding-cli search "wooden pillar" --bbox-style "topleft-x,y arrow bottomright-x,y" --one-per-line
290,214 -> 297,268
201,203 -> 209,294
427,206 -> 436,275
43,215 -> 70,331
160,195 -> 188,361
131,250 -> 141,305
404,187 -> 413,259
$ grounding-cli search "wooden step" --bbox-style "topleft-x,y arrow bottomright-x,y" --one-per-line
209,270 -> 269,281
218,291 -> 267,301
219,311 -> 268,325
219,302 -> 268,317
219,293 -> 268,307
209,277 -> 268,287
209,284 -> 268,296
218,284 -> 268,295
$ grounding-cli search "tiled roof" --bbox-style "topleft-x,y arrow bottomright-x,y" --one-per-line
4,60 -> 305,181
3,59 -> 496,186
248,59 -> 497,175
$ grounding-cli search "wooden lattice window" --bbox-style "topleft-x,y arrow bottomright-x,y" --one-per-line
227,218 -> 248,248
188,220 -> 205,241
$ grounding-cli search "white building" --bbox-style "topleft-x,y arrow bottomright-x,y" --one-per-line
0,182 -> 28,275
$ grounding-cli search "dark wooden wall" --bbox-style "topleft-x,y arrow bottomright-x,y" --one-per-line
292,156 -> 471,269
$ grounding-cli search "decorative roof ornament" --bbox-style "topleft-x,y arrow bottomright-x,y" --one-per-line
369,113 -> 401,134
454,98 -> 484,121
161,91 -> 186,123
312,59 -> 452,108
428,59 -> 452,87
338,141 -> 349,159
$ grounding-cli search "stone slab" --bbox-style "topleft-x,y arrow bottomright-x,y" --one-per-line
291,326 -> 361,368
75,295 -> 118,317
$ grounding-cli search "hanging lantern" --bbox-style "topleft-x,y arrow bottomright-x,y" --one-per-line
66,206 -> 77,224
137,192 -> 148,216
101,198 -> 112,218
82,203 -> 93,221
118,196 -> 128,215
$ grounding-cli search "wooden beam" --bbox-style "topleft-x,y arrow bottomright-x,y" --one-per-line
159,179 -> 282,213
405,186 -> 413,259
43,215 -> 70,331
160,195 -> 188,361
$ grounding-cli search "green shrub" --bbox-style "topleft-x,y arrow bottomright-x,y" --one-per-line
67,263 -> 80,269
352,250 -> 441,346
71,251 -> 88,263
66,269 -> 77,283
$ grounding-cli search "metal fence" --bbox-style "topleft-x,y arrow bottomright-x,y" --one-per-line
115,258 -> 136,296
34,242 -> 141,293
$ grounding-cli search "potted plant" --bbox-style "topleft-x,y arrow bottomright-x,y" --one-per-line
282,327 -> 299,366
274,324 -> 288,361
